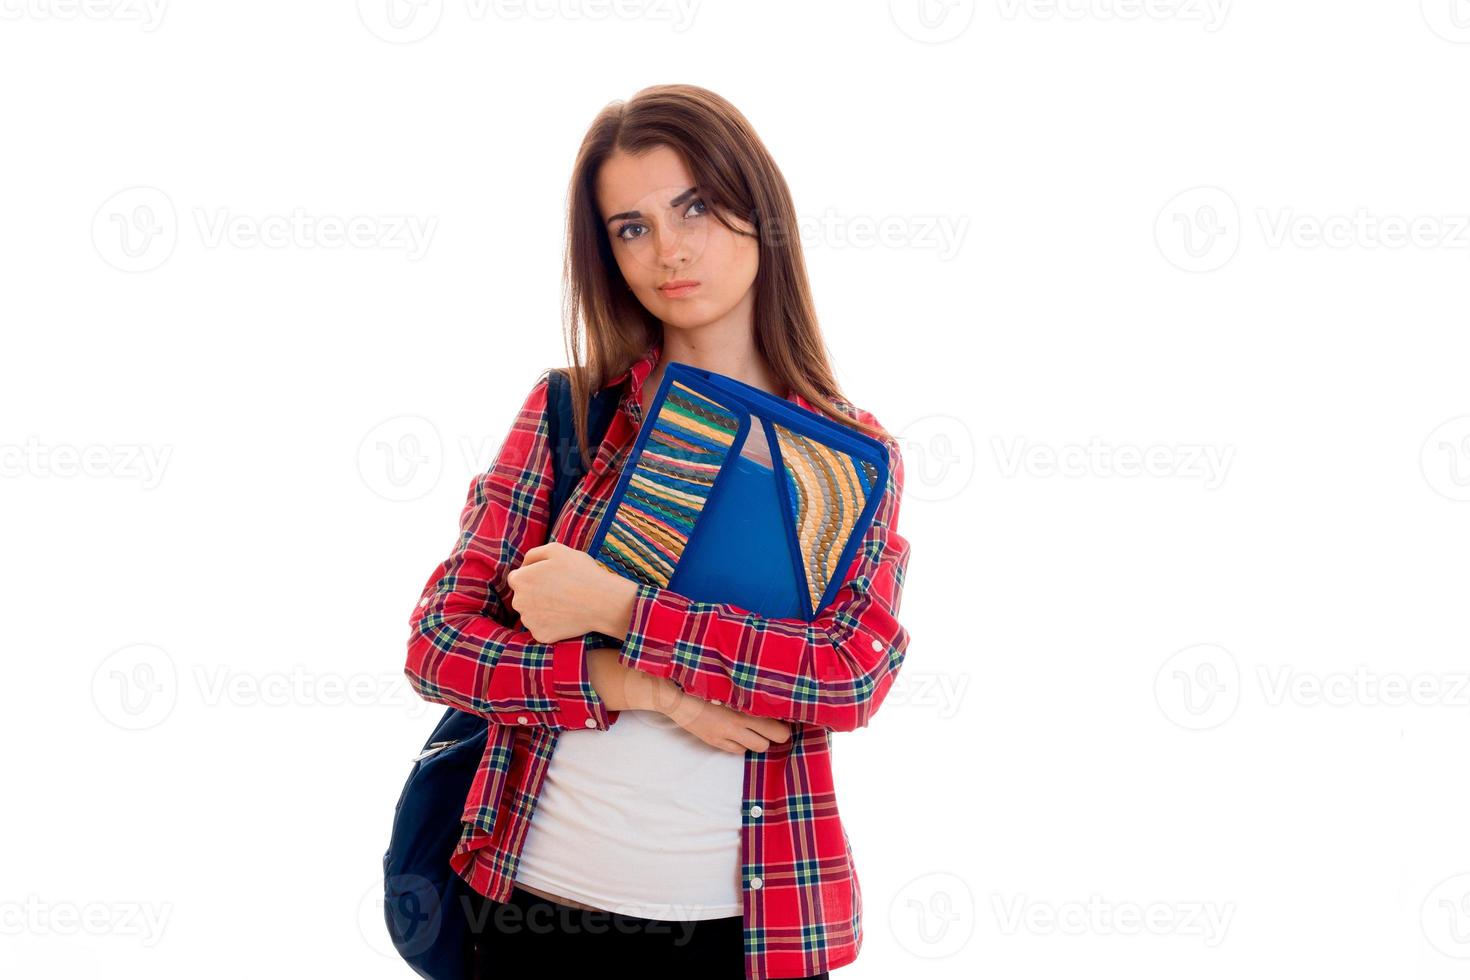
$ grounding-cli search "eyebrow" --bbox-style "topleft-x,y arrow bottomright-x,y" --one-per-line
605,186 -> 699,225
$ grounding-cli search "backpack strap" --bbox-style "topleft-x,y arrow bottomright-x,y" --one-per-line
545,368 -> 622,527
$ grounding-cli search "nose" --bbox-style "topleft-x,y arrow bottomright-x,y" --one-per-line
652,213 -> 688,267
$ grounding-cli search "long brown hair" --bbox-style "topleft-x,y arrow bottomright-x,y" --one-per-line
559,82 -> 888,470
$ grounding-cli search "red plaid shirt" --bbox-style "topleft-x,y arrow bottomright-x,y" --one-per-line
404,338 -> 912,980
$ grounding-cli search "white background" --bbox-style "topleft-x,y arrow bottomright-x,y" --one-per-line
3,1 -> 1469,977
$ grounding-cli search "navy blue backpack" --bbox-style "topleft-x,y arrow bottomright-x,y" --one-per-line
383,368 -> 621,979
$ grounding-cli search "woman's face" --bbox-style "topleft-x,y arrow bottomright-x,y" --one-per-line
596,144 -> 758,331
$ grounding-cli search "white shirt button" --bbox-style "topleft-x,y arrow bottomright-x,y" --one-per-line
419,597 -> 429,608
584,718 -> 598,728
870,639 -> 883,652
749,876 -> 763,889
517,715 -> 529,724
749,805 -> 763,818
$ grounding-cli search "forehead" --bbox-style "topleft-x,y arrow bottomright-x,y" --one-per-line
596,145 -> 694,216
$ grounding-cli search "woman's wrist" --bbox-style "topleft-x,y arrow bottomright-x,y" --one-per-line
643,673 -> 686,716
594,575 -> 640,640
586,647 -> 684,713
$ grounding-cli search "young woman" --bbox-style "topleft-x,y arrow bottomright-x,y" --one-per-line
404,83 -> 913,980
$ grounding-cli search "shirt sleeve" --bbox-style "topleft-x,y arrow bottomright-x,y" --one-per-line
403,371 -> 621,731
615,423 -> 913,733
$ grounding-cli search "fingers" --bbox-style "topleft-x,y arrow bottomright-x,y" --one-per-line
748,716 -> 792,743
519,544 -> 554,565
735,729 -> 772,753
669,701 -> 794,755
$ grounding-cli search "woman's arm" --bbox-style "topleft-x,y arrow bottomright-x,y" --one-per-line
404,372 -> 623,731
588,647 -> 796,754
585,647 -> 679,712
591,428 -> 913,733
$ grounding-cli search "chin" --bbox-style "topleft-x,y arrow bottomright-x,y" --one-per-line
662,307 -> 716,329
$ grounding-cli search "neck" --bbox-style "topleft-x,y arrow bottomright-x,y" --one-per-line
653,309 -> 781,400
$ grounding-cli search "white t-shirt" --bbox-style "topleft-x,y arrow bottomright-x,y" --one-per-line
512,706 -> 746,920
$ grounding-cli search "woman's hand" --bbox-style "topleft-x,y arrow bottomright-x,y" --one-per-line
661,688 -> 794,755
506,542 -> 634,643
585,649 -> 793,754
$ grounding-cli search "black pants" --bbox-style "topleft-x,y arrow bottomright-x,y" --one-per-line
468,884 -> 829,980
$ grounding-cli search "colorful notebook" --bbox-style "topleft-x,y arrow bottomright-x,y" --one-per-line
585,361 -> 890,622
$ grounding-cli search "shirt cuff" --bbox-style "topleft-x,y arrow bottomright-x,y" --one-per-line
548,633 -> 618,730
616,581 -> 736,705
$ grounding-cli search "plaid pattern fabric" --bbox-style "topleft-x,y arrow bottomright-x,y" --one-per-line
404,337 -> 913,980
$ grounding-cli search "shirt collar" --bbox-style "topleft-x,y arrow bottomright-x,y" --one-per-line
603,336 -> 663,426
605,336 -> 812,426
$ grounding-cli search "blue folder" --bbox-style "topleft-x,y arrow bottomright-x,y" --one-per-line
585,361 -> 890,622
